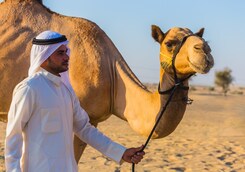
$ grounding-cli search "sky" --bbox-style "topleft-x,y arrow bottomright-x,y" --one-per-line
2,0 -> 245,86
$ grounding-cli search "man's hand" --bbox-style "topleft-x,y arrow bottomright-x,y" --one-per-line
122,145 -> 145,164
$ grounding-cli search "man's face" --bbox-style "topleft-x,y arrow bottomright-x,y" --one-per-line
41,45 -> 69,75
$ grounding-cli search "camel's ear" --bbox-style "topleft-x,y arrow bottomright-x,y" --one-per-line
195,28 -> 205,37
151,25 -> 165,43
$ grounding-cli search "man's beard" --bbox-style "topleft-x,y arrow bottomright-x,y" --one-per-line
48,60 -> 69,75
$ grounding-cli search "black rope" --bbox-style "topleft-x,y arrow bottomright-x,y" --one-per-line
132,84 -> 179,171
132,34 -> 196,172
157,73 -> 193,95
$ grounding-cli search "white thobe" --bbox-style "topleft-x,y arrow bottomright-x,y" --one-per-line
5,69 -> 126,172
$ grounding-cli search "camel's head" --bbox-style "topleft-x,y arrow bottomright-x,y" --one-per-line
152,25 -> 214,78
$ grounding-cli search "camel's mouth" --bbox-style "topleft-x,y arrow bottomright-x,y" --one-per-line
188,56 -> 213,74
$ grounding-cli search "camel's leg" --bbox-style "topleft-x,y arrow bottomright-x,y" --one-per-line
74,135 -> 87,163
0,112 -> 7,122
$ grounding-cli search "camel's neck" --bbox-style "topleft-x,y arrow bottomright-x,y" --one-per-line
114,63 -> 189,138
154,70 -> 189,138
113,60 -> 160,135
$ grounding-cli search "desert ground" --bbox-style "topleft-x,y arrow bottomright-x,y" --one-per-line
0,86 -> 244,172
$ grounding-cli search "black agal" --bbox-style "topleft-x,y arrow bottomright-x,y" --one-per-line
32,35 -> 67,45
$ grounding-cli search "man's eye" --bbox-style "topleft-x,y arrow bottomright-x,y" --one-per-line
58,52 -> 65,55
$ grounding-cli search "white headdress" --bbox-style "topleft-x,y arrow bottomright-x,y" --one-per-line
29,30 -> 72,89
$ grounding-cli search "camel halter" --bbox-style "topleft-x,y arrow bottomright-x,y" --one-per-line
158,34 -> 195,94
132,34 -> 197,172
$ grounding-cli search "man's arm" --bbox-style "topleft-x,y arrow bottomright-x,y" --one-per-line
72,94 -> 144,164
73,105 -> 126,163
5,84 -> 34,171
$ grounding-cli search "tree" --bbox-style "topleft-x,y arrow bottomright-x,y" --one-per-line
215,67 -> 234,96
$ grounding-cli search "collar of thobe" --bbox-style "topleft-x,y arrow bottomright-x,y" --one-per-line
40,68 -> 62,87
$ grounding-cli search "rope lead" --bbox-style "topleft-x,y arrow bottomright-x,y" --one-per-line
132,34 -> 198,171
132,86 -> 178,172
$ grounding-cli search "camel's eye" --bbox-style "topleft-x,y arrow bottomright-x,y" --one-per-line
165,42 -> 172,48
165,42 -> 174,52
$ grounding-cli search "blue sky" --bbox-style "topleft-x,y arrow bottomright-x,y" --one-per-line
2,0 -> 245,86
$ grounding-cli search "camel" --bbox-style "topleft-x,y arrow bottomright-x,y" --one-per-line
0,0 -> 214,162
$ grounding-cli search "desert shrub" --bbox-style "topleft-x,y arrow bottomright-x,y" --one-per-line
190,86 -> 196,91
208,87 -> 215,91
215,68 -> 234,96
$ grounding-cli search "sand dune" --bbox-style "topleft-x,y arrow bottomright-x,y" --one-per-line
1,91 -> 245,171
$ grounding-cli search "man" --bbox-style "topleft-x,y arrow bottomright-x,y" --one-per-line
5,31 -> 145,172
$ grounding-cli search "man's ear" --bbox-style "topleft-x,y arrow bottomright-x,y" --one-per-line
195,28 -> 205,37
151,25 -> 165,43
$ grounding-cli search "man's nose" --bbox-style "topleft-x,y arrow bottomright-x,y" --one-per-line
64,53 -> 69,60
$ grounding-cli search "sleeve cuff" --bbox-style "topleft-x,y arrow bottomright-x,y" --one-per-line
104,142 -> 127,164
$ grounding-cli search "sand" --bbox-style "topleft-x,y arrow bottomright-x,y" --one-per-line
0,90 -> 245,172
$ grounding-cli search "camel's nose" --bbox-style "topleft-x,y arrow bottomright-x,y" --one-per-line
193,43 -> 213,61
206,54 -> 214,67
206,54 -> 212,62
